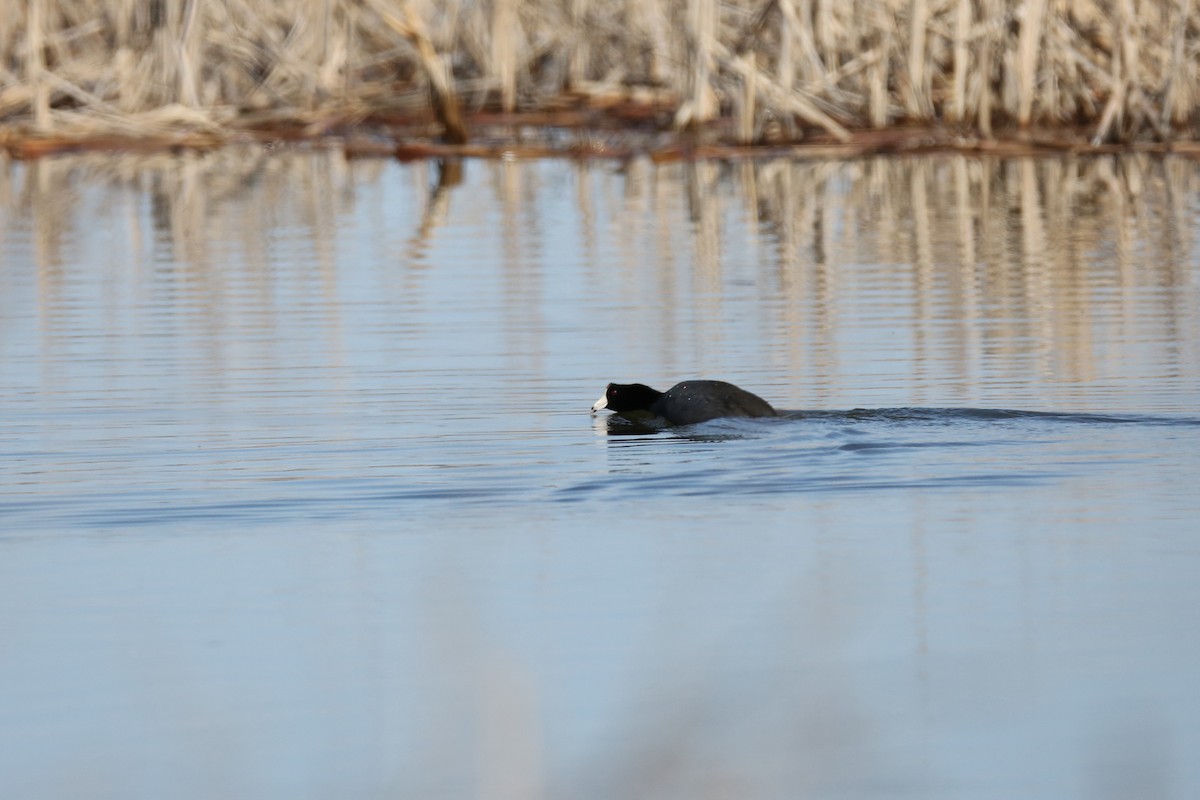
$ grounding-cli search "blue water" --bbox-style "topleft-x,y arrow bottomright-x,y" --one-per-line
1,152 -> 1198,799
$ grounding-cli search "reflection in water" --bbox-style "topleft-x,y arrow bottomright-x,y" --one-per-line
5,149 -> 1195,411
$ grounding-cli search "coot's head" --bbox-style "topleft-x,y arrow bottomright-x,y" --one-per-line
591,382 -> 664,414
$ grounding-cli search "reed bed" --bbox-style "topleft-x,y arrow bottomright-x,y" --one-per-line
2,0 -> 1198,153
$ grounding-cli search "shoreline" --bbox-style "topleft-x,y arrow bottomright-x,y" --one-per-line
5,109 -> 1200,162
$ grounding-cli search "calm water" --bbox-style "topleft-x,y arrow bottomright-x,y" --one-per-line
2,151 -> 1199,799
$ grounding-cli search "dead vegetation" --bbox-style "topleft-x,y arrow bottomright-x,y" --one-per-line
1,0 -> 1198,157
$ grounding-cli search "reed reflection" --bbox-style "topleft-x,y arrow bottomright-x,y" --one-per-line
2,151 -> 1196,409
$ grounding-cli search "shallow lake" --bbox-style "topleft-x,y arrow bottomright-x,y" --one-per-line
2,150 -> 1198,799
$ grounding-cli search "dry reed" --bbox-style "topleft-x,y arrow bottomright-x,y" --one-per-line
1,0 -> 1198,151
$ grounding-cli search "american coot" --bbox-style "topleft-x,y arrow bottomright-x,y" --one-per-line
591,380 -> 777,425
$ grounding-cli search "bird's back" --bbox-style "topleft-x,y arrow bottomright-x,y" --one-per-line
657,380 -> 777,424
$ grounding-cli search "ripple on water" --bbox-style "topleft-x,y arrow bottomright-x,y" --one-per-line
557,408 -> 1200,503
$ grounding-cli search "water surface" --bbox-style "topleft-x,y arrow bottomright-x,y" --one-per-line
1,151 -> 1199,799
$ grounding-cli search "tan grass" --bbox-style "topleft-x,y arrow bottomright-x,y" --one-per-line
1,0 -> 1198,148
